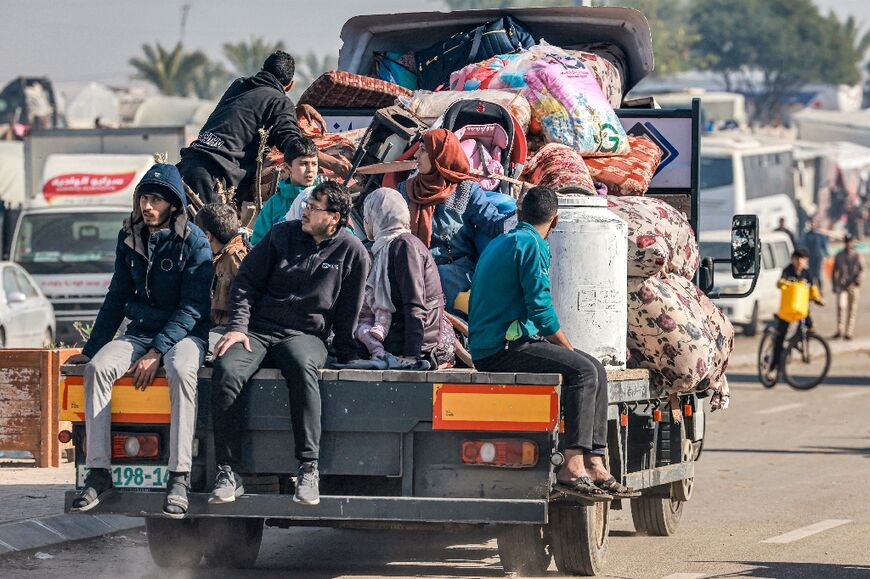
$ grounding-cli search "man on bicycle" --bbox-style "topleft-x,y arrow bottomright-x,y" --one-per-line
765,247 -> 824,382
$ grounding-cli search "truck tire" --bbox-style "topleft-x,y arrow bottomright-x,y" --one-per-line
201,517 -> 264,568
144,517 -> 202,568
630,495 -> 683,536
496,524 -> 551,576
549,502 -> 609,576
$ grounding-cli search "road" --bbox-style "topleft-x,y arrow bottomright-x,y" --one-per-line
4,335 -> 870,578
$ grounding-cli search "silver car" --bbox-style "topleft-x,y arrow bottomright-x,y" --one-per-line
0,261 -> 56,348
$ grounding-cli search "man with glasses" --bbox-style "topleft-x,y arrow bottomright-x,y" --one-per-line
209,181 -> 370,505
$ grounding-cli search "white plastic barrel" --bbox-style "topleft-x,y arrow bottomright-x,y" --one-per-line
548,196 -> 628,369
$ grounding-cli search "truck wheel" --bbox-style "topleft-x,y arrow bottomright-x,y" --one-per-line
201,517 -> 264,568
549,501 -> 609,576
144,517 -> 202,568
743,302 -> 759,337
630,495 -> 684,536
496,524 -> 551,576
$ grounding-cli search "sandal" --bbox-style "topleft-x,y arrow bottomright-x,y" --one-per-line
594,476 -> 641,499
163,471 -> 190,519
553,476 -> 613,502
71,468 -> 113,512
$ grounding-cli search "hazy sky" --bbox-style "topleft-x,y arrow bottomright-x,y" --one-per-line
1,0 -> 867,89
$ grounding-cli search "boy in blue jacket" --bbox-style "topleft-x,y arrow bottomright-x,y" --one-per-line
250,137 -> 320,245
469,186 -> 637,501
67,164 -> 214,519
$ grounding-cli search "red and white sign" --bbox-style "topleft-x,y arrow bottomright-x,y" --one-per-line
33,274 -> 112,297
43,172 -> 137,200
36,154 -> 153,207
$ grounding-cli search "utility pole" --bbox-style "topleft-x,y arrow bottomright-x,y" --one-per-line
179,3 -> 191,42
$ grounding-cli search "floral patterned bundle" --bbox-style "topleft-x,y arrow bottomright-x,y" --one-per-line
520,143 -> 596,195
627,273 -> 733,396
584,136 -> 663,196
565,49 -> 624,109
606,195 -> 699,279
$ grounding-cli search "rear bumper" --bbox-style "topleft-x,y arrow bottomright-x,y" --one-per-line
64,491 -> 548,524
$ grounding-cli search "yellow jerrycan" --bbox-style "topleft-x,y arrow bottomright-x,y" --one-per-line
778,280 -> 810,322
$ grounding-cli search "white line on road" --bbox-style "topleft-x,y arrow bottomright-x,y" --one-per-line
660,574 -> 707,579
834,391 -> 866,399
762,519 -> 852,544
755,403 -> 805,415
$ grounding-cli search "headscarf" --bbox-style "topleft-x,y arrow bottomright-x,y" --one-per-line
405,128 -> 471,247
363,187 -> 412,318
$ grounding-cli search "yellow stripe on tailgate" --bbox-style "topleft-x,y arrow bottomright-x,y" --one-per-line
440,392 -> 552,423
60,375 -> 171,423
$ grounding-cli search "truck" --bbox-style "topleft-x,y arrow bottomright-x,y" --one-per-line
59,7 -> 760,576
10,127 -> 186,345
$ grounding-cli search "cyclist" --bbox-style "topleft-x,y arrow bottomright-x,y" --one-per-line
765,247 -> 824,383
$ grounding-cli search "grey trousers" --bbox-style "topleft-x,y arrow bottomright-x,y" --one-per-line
84,335 -> 205,471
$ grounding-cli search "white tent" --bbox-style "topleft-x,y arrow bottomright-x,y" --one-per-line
0,141 -> 25,207
132,96 -> 216,127
65,82 -> 120,128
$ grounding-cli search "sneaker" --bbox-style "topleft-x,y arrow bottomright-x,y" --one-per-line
71,468 -> 113,512
209,465 -> 244,504
293,461 -> 320,505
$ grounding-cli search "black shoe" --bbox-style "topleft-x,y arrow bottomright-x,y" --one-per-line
832,333 -> 842,339
71,468 -> 113,512
163,471 -> 190,519
209,465 -> 244,504
293,461 -> 320,506
845,335 -> 853,341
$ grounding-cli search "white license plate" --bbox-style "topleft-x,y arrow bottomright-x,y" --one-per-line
77,464 -> 169,489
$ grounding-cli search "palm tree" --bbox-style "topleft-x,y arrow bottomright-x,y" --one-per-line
223,37 -> 286,77
290,52 -> 338,101
129,42 -> 209,97
191,61 -> 232,100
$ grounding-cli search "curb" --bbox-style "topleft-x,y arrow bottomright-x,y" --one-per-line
0,514 -> 143,556
728,337 -> 870,369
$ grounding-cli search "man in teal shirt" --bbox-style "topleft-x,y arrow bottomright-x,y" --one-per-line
470,186 -> 637,500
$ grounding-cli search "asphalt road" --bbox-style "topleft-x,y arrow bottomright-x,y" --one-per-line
4,334 -> 870,578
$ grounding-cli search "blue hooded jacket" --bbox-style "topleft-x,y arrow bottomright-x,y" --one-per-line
82,164 -> 214,358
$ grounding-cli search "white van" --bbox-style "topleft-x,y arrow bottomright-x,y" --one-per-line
700,230 -> 794,336
699,136 -> 798,234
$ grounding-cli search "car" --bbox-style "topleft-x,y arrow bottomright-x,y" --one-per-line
700,230 -> 794,336
0,261 -> 56,348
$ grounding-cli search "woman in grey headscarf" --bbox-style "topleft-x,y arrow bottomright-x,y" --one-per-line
358,187 -> 454,367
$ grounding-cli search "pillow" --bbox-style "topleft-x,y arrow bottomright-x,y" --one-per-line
520,143 -> 596,195
584,136 -> 663,196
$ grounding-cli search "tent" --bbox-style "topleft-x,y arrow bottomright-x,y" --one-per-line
64,82 -> 120,128
0,141 -> 24,206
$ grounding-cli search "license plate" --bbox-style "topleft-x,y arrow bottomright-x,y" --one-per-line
77,464 -> 169,489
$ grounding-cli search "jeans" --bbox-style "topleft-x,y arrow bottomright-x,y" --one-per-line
475,339 -> 608,455
771,314 -> 814,367
84,335 -> 205,471
211,330 -> 328,467
437,256 -> 475,315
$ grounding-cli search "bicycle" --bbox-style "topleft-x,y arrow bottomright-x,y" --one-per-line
757,317 -> 831,390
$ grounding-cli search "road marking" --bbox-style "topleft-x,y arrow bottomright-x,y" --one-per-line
834,391 -> 866,399
660,574 -> 706,579
762,519 -> 852,544
0,537 -> 16,551
755,403 -> 805,415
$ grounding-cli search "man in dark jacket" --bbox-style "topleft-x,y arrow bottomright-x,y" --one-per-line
67,164 -> 214,518
176,50 -> 305,203
210,181 -> 370,506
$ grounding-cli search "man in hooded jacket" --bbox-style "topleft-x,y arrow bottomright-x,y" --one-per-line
67,163 -> 213,519
176,50 -> 306,203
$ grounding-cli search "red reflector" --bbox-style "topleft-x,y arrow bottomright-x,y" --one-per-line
653,409 -> 663,422
57,430 -> 72,444
112,433 -> 160,459
620,413 -> 629,427
683,404 -> 693,417
461,439 -> 538,467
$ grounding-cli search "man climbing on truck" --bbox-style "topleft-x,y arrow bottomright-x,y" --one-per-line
176,50 -> 308,204
209,181 -> 370,506
66,163 -> 214,519
469,186 -> 638,500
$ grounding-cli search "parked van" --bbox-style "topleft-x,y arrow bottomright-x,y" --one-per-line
699,136 -> 798,234
700,230 -> 794,335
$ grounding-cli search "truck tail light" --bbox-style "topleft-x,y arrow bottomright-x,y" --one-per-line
461,439 -> 539,467
112,433 -> 160,459
57,430 -> 72,444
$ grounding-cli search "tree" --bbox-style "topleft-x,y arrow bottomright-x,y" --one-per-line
190,61 -> 232,100
223,37 -> 286,77
129,42 -> 209,97
290,52 -> 338,102
691,0 -> 867,123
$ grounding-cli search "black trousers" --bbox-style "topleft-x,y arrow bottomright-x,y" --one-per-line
475,339 -> 608,455
771,314 -> 814,366
177,157 -> 222,205
211,330 -> 328,467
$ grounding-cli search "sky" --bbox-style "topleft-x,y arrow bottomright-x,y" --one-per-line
1,0 -> 868,90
